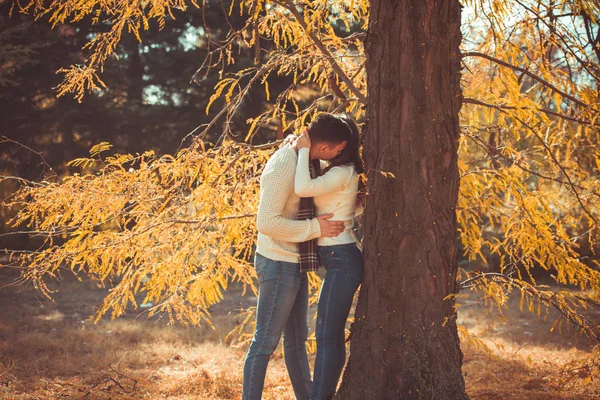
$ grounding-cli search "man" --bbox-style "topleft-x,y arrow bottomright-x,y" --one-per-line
242,114 -> 351,400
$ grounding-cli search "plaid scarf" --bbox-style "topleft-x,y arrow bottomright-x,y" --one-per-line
297,159 -> 322,273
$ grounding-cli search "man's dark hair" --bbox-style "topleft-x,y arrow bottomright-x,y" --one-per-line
307,113 -> 352,144
308,113 -> 365,177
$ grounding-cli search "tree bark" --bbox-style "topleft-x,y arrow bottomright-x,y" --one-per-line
336,0 -> 467,399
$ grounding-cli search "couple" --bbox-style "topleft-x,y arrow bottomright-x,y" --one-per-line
242,113 -> 364,400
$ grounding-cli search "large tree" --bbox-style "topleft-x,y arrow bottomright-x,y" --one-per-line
337,0 -> 466,398
2,0 -> 600,397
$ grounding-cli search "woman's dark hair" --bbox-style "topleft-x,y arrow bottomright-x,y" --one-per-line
323,114 -> 364,176
308,113 -> 366,195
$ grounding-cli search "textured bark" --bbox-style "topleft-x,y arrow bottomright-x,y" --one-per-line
336,0 -> 467,399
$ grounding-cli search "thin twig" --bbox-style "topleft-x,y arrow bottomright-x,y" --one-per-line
508,113 -> 598,226
0,175 -> 48,187
463,97 -> 598,127
0,136 -> 56,177
275,0 -> 367,104
463,131 -> 600,199
461,272 -> 600,341
462,52 -> 590,109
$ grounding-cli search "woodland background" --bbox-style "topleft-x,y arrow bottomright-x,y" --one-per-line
1,0 -> 600,398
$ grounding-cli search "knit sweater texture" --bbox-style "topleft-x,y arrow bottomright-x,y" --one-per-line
256,146 -> 321,263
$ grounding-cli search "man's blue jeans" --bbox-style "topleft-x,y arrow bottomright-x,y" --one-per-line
242,252 -> 312,400
310,243 -> 362,400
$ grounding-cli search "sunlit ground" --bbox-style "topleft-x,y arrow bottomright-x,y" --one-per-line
0,262 -> 598,400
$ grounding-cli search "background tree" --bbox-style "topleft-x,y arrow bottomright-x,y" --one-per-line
1,0 -> 600,396
0,0 -> 285,248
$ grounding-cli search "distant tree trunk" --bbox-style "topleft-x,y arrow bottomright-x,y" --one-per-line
336,1 -> 467,399
61,120 -> 76,163
125,35 -> 144,104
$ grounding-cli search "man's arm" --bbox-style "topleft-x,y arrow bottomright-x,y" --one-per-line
256,148 -> 322,243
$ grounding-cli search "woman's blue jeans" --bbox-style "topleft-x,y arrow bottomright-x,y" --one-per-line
242,253 -> 312,400
310,243 -> 362,400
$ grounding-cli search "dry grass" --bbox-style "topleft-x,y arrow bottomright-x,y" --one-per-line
0,264 -> 598,399
0,266 -> 296,400
458,291 -> 600,400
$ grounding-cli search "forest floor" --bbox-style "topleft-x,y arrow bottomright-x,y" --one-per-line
0,262 -> 599,400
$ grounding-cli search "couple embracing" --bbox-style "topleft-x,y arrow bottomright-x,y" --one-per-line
242,113 -> 364,400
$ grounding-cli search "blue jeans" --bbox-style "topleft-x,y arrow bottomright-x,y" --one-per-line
242,253 -> 312,400
310,243 -> 362,400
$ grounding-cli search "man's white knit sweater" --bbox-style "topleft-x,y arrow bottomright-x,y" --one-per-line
256,146 -> 321,263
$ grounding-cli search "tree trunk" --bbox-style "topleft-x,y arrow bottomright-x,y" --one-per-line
125,35 -> 144,104
336,0 -> 466,399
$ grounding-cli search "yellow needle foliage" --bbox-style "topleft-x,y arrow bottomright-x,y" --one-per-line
8,141 -> 269,325
5,0 -> 600,367
458,0 -> 600,337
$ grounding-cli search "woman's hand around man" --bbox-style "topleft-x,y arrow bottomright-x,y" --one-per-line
296,130 -> 311,149
281,134 -> 296,148
280,130 -> 311,152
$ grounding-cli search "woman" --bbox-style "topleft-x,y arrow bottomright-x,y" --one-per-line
294,114 -> 364,400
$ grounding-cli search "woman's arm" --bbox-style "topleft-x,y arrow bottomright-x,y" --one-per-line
294,148 -> 352,197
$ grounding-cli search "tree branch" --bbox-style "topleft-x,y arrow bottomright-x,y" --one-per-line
0,175 -> 47,187
513,0 -> 599,81
462,52 -> 590,109
0,136 -> 56,177
460,272 -> 600,341
275,0 -> 367,104
463,133 -> 600,199
463,97 -> 598,127
507,113 -> 598,226
463,100 -> 599,225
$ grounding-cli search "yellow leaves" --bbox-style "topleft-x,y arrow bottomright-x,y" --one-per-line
17,0 -> 194,99
457,141 -> 600,312
10,0 -> 600,360
21,0 -> 369,108
89,142 -> 113,157
264,79 -> 270,101
66,158 -> 97,169
375,170 -> 395,179
457,324 -> 493,355
245,116 -> 261,142
206,77 -> 238,114
7,140 -> 271,326
142,14 -> 150,31
264,9 -> 301,49
55,65 -> 107,102
225,307 -> 257,347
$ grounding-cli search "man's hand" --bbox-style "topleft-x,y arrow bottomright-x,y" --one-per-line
317,214 -> 345,237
